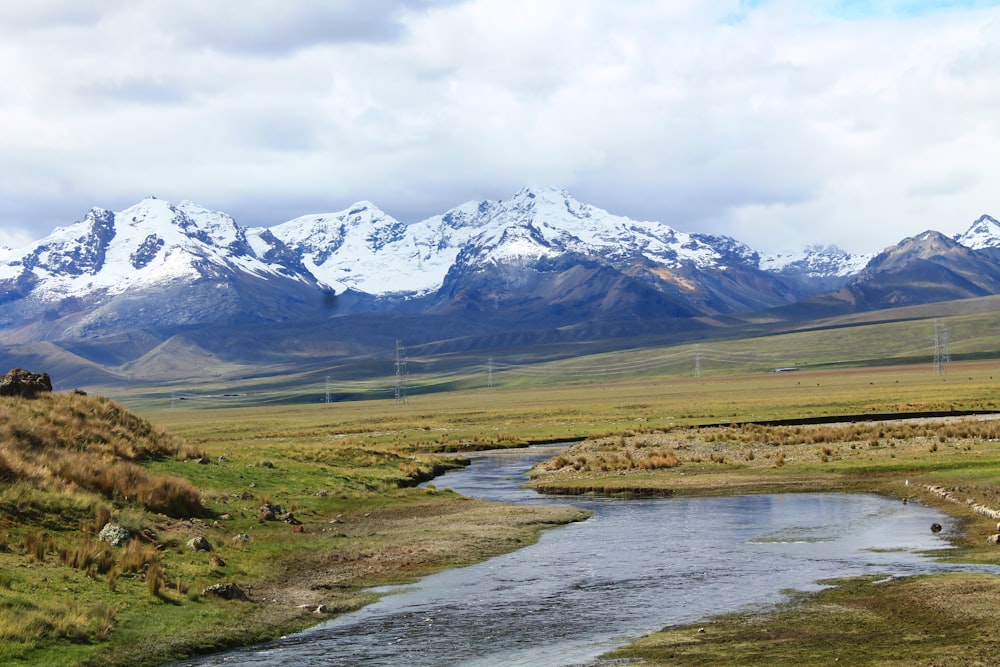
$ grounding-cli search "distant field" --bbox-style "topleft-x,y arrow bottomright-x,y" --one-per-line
100,304 -> 1000,421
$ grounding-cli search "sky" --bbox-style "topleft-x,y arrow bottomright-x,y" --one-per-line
0,0 -> 998,255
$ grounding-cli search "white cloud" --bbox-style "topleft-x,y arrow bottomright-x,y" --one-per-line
0,0 -> 997,253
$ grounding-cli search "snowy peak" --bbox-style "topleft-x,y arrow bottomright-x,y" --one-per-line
955,214 -> 1000,250
0,197 -> 310,302
255,201 -> 436,295
437,186 -> 756,272
762,244 -> 871,278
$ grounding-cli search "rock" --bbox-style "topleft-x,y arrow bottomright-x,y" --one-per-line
930,522 -> 943,534
0,368 -> 53,398
208,555 -> 226,568
297,604 -> 329,614
232,532 -> 250,545
97,522 -> 131,547
259,502 -> 284,521
202,582 -> 248,601
987,534 -> 1000,545
186,536 -> 213,552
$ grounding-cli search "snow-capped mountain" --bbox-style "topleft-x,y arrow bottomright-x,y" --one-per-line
246,187 -> 764,299
0,197 -> 315,301
954,214 -> 1000,253
0,197 -> 325,339
438,186 -> 760,271
3,186 -> 999,383
761,244 -> 871,278
250,200 -> 477,297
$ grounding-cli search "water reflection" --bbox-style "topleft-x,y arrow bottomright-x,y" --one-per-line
171,446 -> 973,667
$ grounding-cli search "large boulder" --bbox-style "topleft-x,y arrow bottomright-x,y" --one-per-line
97,522 -> 132,547
0,368 -> 53,398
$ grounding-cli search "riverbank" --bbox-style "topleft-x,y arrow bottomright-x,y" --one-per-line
150,495 -> 591,667
0,393 -> 590,667
526,417 -> 1000,665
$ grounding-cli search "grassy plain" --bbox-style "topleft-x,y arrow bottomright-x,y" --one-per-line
131,358 -> 1000,666
4,304 -> 1000,665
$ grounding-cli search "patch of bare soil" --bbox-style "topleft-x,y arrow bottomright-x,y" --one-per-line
244,495 -> 590,628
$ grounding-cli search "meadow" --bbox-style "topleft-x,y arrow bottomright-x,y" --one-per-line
3,306 -> 1000,665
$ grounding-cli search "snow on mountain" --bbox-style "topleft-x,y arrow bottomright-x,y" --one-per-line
429,186 -> 759,275
954,214 -> 1000,250
761,244 -> 872,277
249,201 -> 480,296
253,186 -> 764,298
0,197 -> 307,303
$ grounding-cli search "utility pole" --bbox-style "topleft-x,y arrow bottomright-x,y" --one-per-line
695,344 -> 702,379
933,319 -> 950,375
394,340 -> 408,403
325,375 -> 332,404
487,357 -> 495,388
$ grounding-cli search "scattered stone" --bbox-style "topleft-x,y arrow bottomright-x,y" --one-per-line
297,604 -> 329,614
208,555 -> 226,568
259,503 -> 284,521
0,368 -> 53,398
71,388 -> 87,396
292,525 -> 305,533
930,522 -> 943,533
232,532 -> 250,545
988,534 -> 1000,545
202,583 -> 248,601
97,522 -> 131,547
186,536 -> 213,552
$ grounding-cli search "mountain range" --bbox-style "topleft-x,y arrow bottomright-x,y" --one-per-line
1,186 -> 998,388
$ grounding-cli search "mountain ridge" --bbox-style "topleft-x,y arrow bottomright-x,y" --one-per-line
1,186 -> 998,387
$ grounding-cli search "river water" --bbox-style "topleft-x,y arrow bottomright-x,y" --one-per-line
172,445 -> 971,666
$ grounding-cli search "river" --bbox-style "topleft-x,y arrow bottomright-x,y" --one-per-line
171,444 -> 969,666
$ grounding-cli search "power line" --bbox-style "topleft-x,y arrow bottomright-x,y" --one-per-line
394,340 -> 408,403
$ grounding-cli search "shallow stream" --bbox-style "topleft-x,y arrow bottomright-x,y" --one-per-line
172,445 -> 973,666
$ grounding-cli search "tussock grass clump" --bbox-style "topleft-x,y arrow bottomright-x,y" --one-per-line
0,393 -> 205,518
0,595 -> 117,644
59,538 -> 115,575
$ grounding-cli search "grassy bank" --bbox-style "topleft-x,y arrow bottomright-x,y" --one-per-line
598,573 -> 1000,666
0,392 -> 589,666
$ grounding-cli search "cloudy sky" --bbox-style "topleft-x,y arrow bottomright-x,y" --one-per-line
1,0 -> 998,254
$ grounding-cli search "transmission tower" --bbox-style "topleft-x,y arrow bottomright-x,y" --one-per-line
325,375 -> 332,404
487,357 -> 495,388
933,319 -> 950,375
695,344 -> 702,378
394,340 -> 408,403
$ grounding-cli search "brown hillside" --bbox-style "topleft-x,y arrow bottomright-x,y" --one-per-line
0,392 -> 206,517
